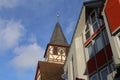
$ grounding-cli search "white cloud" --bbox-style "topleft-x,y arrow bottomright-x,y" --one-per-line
0,0 -> 20,8
28,34 -> 37,43
66,21 -> 76,35
0,19 -> 24,52
11,43 -> 44,70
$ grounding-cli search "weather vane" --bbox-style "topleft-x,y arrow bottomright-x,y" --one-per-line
57,11 -> 60,22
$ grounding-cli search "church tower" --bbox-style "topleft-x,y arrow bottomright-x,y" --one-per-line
34,15 -> 70,80
44,22 -> 69,64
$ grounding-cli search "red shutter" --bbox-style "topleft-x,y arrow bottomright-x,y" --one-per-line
87,57 -> 97,74
96,49 -> 107,68
105,0 -> 120,33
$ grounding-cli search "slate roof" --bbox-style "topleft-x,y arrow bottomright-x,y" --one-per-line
35,61 -> 64,80
50,22 -> 68,46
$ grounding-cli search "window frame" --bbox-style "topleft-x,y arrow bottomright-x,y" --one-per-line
89,10 -> 99,32
85,21 -> 91,40
102,29 -> 109,46
87,43 -> 95,58
110,62 -> 115,72
94,34 -> 104,53
100,67 -> 109,80
90,73 -> 99,80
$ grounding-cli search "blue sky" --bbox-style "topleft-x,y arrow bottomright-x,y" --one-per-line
0,0 -> 84,80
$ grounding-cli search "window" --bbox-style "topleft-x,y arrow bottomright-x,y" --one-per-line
85,30 -> 90,40
88,43 -> 95,58
93,22 -> 99,32
91,12 -> 96,24
90,11 -> 99,32
85,23 -> 91,40
90,74 -> 98,80
53,46 -> 58,55
85,10 -> 100,40
100,67 -> 109,80
103,29 -> 109,45
110,62 -> 115,72
95,35 -> 104,53
99,16 -> 105,26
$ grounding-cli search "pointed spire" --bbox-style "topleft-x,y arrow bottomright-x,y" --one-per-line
50,22 -> 68,46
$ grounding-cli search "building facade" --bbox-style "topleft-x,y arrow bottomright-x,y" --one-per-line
64,0 -> 120,80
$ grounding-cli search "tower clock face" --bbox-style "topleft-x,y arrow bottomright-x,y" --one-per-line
58,47 -> 65,55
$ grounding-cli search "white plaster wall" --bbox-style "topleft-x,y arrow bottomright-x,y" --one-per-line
74,36 -> 88,80
64,41 -> 74,79
68,60 -> 74,80
64,6 -> 88,80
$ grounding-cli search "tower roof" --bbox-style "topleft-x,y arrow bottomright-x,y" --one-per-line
50,22 -> 68,46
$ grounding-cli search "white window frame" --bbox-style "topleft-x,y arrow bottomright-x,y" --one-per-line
85,21 -> 91,40
85,26 -> 90,40
85,9 -> 100,41
89,9 -> 99,32
100,67 -> 109,80
90,73 -> 99,80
